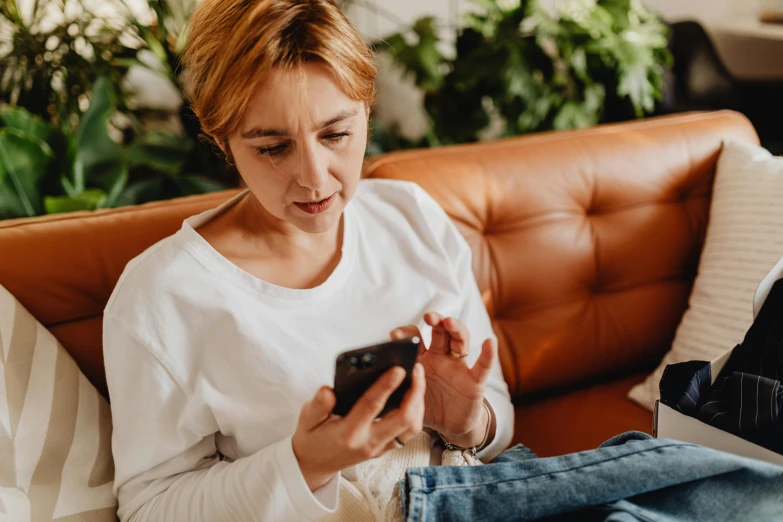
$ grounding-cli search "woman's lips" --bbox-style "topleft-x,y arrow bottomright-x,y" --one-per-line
294,194 -> 336,215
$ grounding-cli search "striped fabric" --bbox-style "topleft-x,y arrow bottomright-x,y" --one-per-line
629,140 -> 783,411
0,285 -> 117,521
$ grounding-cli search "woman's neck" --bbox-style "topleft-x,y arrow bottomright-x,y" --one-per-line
197,191 -> 344,289
235,192 -> 342,260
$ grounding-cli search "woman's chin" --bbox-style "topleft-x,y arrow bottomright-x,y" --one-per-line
289,208 -> 343,234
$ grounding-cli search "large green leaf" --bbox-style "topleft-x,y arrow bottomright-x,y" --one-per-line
127,132 -> 193,174
98,162 -> 130,208
115,178 -> 166,207
0,184 -> 27,219
0,128 -> 54,218
73,76 -> 124,174
0,106 -> 70,158
44,189 -> 107,214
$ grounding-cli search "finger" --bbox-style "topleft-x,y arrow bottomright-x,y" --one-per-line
374,363 -> 426,442
391,325 -> 427,355
470,338 -> 497,384
441,317 -> 470,358
424,312 -> 450,355
423,311 -> 444,327
299,386 -> 336,431
381,438 -> 404,454
344,366 -> 406,427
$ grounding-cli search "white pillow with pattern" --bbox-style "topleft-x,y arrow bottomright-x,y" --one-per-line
629,140 -> 783,411
0,285 -> 117,521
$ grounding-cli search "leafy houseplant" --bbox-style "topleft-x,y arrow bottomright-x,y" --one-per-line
0,0 -> 229,220
0,0 -> 139,131
376,0 -> 672,148
0,75 -> 221,219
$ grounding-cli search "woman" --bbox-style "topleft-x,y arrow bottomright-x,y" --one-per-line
105,2 -> 783,522
103,1 -> 513,521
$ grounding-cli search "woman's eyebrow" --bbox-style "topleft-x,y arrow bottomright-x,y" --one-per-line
241,108 -> 359,140
318,108 -> 359,129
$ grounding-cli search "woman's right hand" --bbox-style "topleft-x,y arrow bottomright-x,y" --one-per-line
292,363 -> 426,492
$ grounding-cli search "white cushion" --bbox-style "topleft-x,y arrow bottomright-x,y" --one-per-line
628,140 -> 783,411
0,285 -> 117,521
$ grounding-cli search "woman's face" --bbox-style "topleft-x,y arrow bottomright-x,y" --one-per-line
228,62 -> 368,234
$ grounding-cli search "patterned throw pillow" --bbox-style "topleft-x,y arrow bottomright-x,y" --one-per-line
629,140 -> 783,411
0,285 -> 117,521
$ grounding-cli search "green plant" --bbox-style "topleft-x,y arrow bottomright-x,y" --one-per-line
376,0 -> 672,148
0,0 -> 230,220
0,76 -> 221,219
0,0 -> 139,131
115,0 -> 232,196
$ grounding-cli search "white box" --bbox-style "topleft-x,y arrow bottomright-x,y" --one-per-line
653,348 -> 783,467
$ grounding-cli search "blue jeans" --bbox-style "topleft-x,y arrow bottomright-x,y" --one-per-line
399,432 -> 783,521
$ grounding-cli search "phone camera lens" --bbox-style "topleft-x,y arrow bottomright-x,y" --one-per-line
349,356 -> 359,367
360,353 -> 376,368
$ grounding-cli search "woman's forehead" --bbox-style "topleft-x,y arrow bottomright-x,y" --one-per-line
240,63 -> 362,135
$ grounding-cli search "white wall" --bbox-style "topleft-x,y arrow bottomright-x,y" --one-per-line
345,0 -> 763,38
643,0 -> 761,22
17,0 -> 766,32
345,0 -> 461,41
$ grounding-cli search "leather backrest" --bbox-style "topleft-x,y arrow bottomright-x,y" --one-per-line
364,111 -> 758,397
0,111 -> 758,399
0,191 -> 241,397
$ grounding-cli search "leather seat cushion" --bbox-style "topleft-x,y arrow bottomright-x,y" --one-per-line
512,371 -> 653,457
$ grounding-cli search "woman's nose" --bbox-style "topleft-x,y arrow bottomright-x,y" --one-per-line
295,145 -> 329,191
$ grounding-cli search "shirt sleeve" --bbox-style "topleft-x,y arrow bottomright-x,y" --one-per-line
103,315 -> 339,522
413,185 -> 515,462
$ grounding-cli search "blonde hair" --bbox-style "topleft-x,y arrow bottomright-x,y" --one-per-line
182,0 -> 377,159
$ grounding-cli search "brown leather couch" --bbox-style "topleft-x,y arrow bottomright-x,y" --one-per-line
0,111 -> 759,458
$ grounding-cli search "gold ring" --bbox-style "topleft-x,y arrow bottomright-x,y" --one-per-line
449,350 -> 469,359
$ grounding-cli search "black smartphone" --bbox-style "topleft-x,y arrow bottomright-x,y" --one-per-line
333,336 -> 420,418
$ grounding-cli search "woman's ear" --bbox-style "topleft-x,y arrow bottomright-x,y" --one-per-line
218,137 -> 235,166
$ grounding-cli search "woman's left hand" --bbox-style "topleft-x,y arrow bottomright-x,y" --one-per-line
390,312 -> 496,449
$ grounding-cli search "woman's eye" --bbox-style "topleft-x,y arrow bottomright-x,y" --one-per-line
323,131 -> 351,143
255,144 -> 288,157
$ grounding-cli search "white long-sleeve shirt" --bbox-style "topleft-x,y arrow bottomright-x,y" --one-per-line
103,179 -> 514,522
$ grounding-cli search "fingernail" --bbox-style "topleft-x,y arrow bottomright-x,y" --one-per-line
391,329 -> 401,338
415,363 -> 423,376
